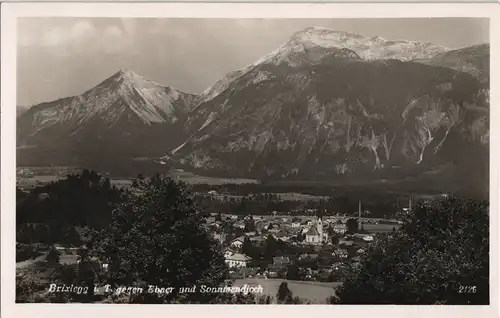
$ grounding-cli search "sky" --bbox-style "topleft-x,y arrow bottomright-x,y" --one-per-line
17,18 -> 489,106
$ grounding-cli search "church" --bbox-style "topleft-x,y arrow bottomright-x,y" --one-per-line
305,216 -> 328,245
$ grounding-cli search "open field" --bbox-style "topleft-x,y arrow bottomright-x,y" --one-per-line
16,253 -> 47,269
234,278 -> 339,303
16,166 -> 444,200
269,192 -> 328,201
170,170 -> 259,185
17,175 -> 61,190
362,223 -> 401,233
17,167 -> 259,189
59,252 -> 79,265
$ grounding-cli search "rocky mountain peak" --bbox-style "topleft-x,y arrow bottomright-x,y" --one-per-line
114,68 -> 141,81
104,69 -> 164,92
253,29 -> 364,67
280,26 -> 447,61
289,26 -> 364,45
18,69 -> 197,143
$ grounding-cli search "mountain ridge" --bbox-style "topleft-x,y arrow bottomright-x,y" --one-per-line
162,33 -> 488,196
17,27 -> 490,197
414,43 -> 489,85
197,26 -> 449,104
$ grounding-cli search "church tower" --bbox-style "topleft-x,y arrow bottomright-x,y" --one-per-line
317,216 -> 323,241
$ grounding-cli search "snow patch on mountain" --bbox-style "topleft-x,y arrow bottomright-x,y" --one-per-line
171,140 -> 189,154
199,111 -> 217,131
250,71 -> 274,85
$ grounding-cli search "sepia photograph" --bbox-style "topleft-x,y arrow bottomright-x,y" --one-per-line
1,2 -> 498,316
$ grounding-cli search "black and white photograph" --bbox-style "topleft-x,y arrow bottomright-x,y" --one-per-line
1,2 -> 498,315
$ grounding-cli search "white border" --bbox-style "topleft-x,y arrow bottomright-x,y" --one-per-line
2,3 -> 499,318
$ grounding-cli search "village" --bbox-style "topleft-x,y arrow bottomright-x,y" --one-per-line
205,205 -> 402,283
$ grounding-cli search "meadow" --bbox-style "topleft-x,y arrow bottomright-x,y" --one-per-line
362,223 -> 401,233
234,278 -> 340,303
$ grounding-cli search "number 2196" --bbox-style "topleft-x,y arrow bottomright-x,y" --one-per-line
459,286 -> 477,294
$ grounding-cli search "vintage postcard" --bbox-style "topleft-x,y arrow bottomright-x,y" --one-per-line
1,2 -> 498,318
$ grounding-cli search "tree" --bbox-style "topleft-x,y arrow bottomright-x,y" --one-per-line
91,174 -> 229,304
74,247 -> 99,303
232,292 -> 258,304
326,224 -> 335,237
295,233 -> 305,242
215,212 -> 222,222
330,234 -> 340,246
46,246 -> 61,265
16,273 -> 40,302
244,216 -> 256,232
276,282 -> 294,304
346,218 -> 358,234
242,237 -> 253,257
292,296 -> 305,304
334,196 -> 489,305
62,226 -> 82,247
265,295 -> 272,304
286,265 -> 302,280
103,178 -> 112,190
17,224 -> 35,244
263,235 -> 279,261
16,243 -> 40,262
34,224 -> 51,244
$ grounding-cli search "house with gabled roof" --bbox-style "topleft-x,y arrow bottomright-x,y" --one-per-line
233,220 -> 245,229
225,253 -> 252,268
274,231 -> 292,242
273,255 -> 293,266
230,236 -> 246,248
249,235 -> 266,245
333,221 -> 347,234
268,228 -> 281,234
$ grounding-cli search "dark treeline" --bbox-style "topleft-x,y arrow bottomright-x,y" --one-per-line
17,169 -> 124,246
85,160 -> 172,178
196,191 -> 406,219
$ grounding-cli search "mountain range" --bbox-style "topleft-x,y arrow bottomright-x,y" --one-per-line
415,43 -> 490,85
17,27 -> 490,197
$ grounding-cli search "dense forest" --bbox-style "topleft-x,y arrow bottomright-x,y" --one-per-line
17,170 -> 125,246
